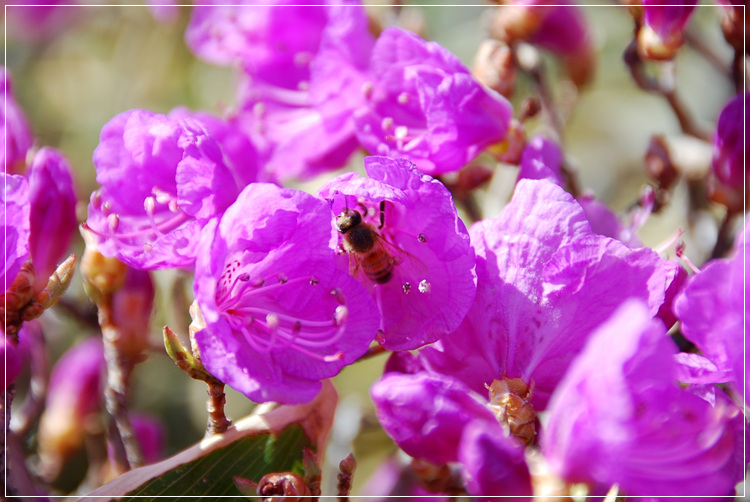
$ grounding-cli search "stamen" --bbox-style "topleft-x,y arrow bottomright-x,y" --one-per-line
108,214 -> 120,232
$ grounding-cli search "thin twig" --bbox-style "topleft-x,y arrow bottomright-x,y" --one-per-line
623,40 -> 710,141
205,380 -> 231,437
99,303 -> 144,471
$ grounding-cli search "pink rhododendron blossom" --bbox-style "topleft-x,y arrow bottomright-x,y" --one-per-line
712,93 -> 748,189
421,179 -> 670,409
187,2 -> 374,181
543,300 -> 746,500
458,421 -> 533,501
674,226 -> 748,404
517,136 -> 564,186
85,109 -> 242,270
1,68 -> 33,174
319,156 -> 476,351
193,183 -> 379,404
2,172 -> 30,289
371,362 -> 532,499
372,371 -> 498,466
26,147 -> 78,293
354,27 -> 513,175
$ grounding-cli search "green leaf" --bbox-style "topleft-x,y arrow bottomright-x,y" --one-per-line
81,381 -> 337,501
120,425 -> 310,501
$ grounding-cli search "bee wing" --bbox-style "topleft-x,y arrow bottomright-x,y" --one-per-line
377,234 -> 429,277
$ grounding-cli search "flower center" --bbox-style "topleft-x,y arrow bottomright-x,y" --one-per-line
486,377 -> 537,446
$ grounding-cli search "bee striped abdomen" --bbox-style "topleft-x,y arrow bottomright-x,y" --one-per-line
362,248 -> 394,284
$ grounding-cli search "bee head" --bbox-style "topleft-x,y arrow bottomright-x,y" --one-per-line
336,209 -> 362,234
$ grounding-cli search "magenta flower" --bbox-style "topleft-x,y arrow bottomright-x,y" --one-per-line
712,93 -> 748,189
359,457 -> 451,502
186,2 -> 374,181
1,68 -> 34,174
318,156 -> 477,351
371,365 -> 532,499
517,136 -> 564,186
421,179 -> 670,409
193,183 -> 379,404
26,147 -> 78,293
354,27 -> 513,175
2,173 -> 30,290
37,337 -> 105,478
85,109 -> 242,270
543,300 -> 746,500
639,1 -> 698,60
674,227 -> 747,403
169,107 -> 266,186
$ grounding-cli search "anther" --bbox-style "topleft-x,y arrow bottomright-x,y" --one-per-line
394,126 -> 409,140
238,273 -> 250,282
266,313 -> 280,332
309,276 -> 319,285
402,282 -> 411,294
169,200 -> 180,213
107,213 -> 120,232
277,273 -> 288,284
362,81 -> 373,99
397,92 -> 410,104
418,233 -> 428,243
91,191 -> 102,211
381,117 -> 394,131
144,196 -> 156,215
418,279 -> 431,294
102,201 -> 112,216
334,305 -> 348,327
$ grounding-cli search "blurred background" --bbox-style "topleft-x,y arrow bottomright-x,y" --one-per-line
2,0 -> 739,496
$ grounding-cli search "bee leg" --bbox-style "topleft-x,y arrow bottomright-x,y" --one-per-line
348,252 -> 360,279
378,200 -> 386,230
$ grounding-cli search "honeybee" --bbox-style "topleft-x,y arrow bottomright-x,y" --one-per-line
336,201 -> 396,285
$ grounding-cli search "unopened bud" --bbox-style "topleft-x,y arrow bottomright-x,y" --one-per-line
21,254 -> 77,322
163,325 -> 213,383
645,135 -> 679,190
37,337 -> 105,482
109,267 -> 154,357
637,4 -> 697,61
188,300 -> 207,361
473,39 -> 516,99
26,147 -> 78,294
256,472 -> 311,502
80,237 -> 128,298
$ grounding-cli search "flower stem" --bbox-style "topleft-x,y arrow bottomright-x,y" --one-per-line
623,40 -> 710,141
205,380 -> 231,437
99,302 -> 144,471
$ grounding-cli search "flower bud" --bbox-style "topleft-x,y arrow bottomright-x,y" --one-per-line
109,267 -> 154,358
637,2 -> 697,61
37,337 -> 105,481
26,147 -> 78,294
712,93 -> 748,189
1,68 -> 33,174
80,229 -> 128,299
473,39 -> 516,99
256,472 -> 312,502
